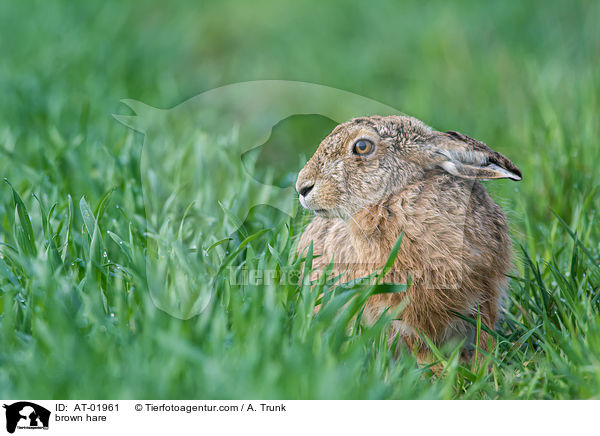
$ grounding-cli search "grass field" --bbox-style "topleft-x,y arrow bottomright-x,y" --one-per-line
1,0 -> 599,399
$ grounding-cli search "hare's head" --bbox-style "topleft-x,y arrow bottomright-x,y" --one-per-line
296,115 -> 521,219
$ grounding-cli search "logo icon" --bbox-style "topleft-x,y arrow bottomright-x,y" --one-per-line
3,402 -> 50,434
114,80 -> 402,320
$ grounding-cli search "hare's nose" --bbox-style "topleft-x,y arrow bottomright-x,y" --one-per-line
297,181 -> 315,197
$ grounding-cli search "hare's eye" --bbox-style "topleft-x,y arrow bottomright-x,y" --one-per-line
353,139 -> 374,155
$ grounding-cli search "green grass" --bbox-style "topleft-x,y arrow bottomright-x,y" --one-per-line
1,0 -> 599,399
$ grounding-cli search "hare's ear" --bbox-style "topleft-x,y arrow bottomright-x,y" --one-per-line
427,130 -> 522,181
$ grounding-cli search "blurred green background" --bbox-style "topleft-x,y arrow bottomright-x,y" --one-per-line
0,0 -> 599,399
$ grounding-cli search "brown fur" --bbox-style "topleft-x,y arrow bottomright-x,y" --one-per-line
296,115 -> 521,357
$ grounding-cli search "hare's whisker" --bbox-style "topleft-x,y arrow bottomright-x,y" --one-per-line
349,215 -> 371,243
362,207 -> 384,235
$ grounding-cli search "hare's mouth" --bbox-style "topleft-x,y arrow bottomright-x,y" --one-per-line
313,208 -> 338,218
312,207 -> 350,220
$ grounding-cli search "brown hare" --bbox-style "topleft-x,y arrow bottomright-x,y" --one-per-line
296,115 -> 521,359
